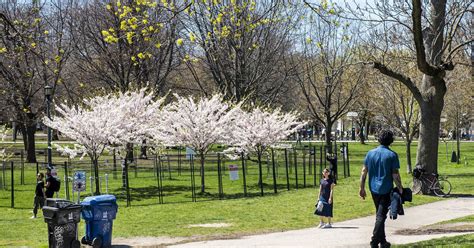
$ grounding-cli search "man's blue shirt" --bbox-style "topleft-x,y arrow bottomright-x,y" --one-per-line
364,145 -> 400,194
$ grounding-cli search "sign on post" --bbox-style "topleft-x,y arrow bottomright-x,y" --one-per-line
73,171 -> 86,192
229,165 -> 239,181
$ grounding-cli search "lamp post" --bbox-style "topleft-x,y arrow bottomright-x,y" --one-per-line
44,85 -> 53,167
347,112 -> 358,141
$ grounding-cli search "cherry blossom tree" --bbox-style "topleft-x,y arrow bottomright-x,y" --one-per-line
230,107 -> 306,196
44,88 -> 164,195
155,94 -> 241,193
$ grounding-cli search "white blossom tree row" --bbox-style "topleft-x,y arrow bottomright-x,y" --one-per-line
44,89 -> 305,195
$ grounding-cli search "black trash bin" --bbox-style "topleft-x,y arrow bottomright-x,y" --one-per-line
43,198 -> 82,248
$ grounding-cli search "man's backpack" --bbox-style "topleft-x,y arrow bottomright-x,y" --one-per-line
50,177 -> 61,192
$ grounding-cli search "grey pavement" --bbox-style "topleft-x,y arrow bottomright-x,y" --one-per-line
168,197 -> 474,248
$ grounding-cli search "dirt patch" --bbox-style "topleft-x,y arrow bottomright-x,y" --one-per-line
395,222 -> 474,235
112,236 -> 186,247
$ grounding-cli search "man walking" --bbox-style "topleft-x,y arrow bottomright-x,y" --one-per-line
359,130 -> 403,248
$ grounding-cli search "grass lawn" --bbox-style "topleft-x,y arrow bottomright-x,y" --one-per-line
394,215 -> 474,247
0,140 -> 473,247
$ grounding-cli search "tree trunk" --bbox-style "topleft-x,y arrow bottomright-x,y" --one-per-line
257,151 -> 263,196
415,76 -> 446,194
358,126 -> 366,144
140,140 -> 147,159
325,120 -> 333,153
200,153 -> 206,193
93,158 -> 100,195
405,140 -> 412,174
25,117 -> 37,163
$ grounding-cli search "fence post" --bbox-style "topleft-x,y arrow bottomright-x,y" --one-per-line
156,155 -> 163,204
178,147 -> 182,176
11,161 -> 14,208
271,149 -> 277,194
303,149 -> 306,188
64,161 -> 69,200
241,153 -> 247,197
36,162 -> 39,175
134,159 -> 138,178
319,146 -> 323,182
2,161 -> 6,189
90,176 -> 93,195
346,143 -> 350,177
21,150 -> 24,185
294,150 -> 298,189
342,143 -> 347,178
284,149 -> 290,191
217,153 -> 223,199
190,154 -> 195,202
167,155 -> 171,180
113,149 -> 117,179
308,147 -> 312,177
105,174 -> 109,194
313,146 -> 317,186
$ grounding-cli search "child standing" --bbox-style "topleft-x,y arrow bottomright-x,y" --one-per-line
32,173 -> 45,219
315,168 -> 336,228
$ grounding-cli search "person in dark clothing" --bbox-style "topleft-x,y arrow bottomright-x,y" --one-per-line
315,168 -> 336,228
45,168 -> 55,198
32,173 -> 45,219
359,130 -> 403,248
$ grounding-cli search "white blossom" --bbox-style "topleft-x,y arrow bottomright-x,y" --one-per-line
230,106 -> 306,155
44,88 -> 164,160
154,93 -> 241,154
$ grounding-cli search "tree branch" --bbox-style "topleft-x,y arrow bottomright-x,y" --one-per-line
411,0 -> 439,76
370,61 -> 423,104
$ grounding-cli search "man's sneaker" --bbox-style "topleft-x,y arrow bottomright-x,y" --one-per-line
380,241 -> 391,248
30,215 -> 36,219
317,222 -> 325,228
323,223 -> 332,228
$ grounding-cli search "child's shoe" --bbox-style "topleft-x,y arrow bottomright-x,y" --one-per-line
317,222 -> 325,228
323,223 -> 332,228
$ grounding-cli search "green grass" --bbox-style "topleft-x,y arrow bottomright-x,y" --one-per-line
393,215 -> 474,247
435,215 -> 474,224
0,140 -> 473,247
393,234 -> 474,247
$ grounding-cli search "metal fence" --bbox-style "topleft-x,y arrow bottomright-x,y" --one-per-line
0,143 -> 351,208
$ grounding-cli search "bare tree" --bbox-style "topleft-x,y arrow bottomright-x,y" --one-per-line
295,4 -> 365,152
0,0 -> 75,162
341,0 -> 473,193
68,0 -> 182,95
443,60 -> 472,164
181,0 -> 300,104
374,75 -> 421,173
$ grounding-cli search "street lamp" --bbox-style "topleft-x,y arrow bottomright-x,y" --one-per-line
347,112 -> 358,141
44,85 -> 53,167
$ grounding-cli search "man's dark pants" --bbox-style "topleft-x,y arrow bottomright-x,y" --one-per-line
370,192 -> 391,246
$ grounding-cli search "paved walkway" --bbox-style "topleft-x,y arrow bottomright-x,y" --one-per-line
168,198 -> 474,248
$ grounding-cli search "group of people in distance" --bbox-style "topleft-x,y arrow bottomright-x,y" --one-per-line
32,167 -> 57,219
315,130 -> 403,248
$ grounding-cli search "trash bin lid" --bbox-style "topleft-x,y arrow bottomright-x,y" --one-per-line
81,194 -> 116,206
46,198 -> 75,208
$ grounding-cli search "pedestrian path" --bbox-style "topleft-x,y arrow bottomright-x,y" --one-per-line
168,198 -> 474,248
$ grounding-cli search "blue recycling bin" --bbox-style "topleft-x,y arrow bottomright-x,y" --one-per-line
80,195 -> 118,248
